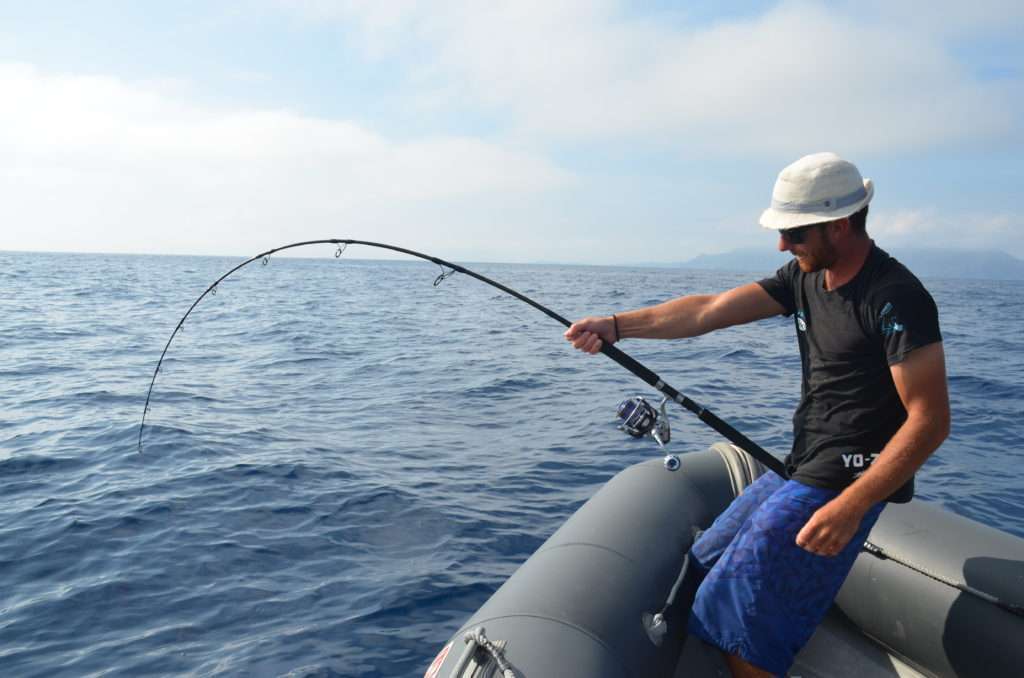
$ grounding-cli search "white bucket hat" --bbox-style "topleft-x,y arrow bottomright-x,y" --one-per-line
759,152 -> 873,231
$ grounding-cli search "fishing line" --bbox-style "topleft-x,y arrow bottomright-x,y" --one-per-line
138,238 -> 1023,619
137,238 -> 785,477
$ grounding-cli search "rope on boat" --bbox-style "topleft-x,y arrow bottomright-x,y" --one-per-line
862,540 -> 1024,618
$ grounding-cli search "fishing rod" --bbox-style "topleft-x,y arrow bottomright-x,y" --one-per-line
138,238 -> 786,477
139,239 -> 1024,619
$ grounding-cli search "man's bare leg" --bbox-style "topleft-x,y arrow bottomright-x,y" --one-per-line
725,653 -> 775,677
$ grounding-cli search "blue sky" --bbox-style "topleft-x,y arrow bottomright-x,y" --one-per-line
2,1 -> 1022,263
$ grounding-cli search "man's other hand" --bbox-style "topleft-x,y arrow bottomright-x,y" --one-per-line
795,498 -> 867,557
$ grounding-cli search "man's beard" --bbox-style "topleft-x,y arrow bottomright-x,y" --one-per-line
795,232 -> 838,273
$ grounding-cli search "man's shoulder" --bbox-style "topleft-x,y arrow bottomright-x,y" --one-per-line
859,246 -> 941,340
862,245 -> 931,299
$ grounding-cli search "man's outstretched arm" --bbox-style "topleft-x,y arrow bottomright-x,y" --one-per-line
564,282 -> 786,354
796,341 -> 951,556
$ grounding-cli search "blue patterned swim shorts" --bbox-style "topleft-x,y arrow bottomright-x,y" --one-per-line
687,472 -> 884,676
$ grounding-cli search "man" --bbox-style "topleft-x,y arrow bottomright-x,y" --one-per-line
564,152 -> 950,677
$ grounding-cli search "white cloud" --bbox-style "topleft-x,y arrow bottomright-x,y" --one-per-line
280,0 -> 1021,154
0,63 -> 575,256
871,208 -> 1022,253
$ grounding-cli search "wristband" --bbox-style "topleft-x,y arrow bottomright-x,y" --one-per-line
611,314 -> 620,342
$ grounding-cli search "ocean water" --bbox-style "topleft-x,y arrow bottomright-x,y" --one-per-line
1,249 -> 1021,677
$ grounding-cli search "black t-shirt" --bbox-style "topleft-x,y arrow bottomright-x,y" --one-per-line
758,244 -> 942,502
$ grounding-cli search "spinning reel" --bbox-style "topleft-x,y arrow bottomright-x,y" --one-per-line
616,396 -> 680,471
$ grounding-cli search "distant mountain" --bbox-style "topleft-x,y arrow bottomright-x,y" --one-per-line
678,247 -> 1024,281
892,248 -> 1024,281
679,248 -> 790,276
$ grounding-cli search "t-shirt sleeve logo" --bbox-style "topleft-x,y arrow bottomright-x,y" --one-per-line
879,301 -> 905,336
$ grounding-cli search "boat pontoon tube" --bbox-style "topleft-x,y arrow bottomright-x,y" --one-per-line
428,444 -> 1024,678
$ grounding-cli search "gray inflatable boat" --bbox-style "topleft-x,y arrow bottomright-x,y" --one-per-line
425,444 -> 1024,678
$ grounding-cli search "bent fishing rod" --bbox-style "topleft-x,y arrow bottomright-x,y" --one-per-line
138,239 -> 1024,618
138,238 -> 786,477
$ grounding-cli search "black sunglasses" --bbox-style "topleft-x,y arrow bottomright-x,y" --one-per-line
780,222 -> 824,245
